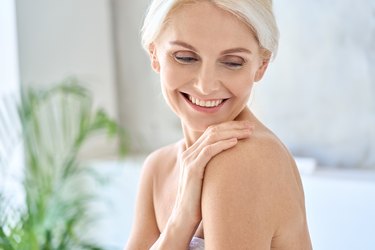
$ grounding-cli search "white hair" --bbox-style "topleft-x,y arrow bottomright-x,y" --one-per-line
141,0 -> 279,59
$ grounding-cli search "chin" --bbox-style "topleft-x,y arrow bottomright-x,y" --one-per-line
181,114 -> 231,132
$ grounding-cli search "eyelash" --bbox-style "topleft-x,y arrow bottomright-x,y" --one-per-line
175,56 -> 198,63
173,54 -> 245,69
223,62 -> 243,68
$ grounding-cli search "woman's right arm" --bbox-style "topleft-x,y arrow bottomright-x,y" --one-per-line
125,150 -> 199,250
125,153 -> 161,249
126,121 -> 253,249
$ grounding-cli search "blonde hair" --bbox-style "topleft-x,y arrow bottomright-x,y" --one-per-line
141,0 -> 279,59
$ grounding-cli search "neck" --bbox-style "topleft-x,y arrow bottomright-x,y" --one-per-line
181,123 -> 203,148
181,107 -> 254,148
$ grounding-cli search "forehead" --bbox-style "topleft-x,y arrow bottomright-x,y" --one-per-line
158,2 -> 259,52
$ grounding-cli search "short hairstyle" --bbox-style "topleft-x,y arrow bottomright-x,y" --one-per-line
141,0 -> 280,59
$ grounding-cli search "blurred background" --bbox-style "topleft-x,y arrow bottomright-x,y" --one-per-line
1,0 -> 375,249
3,0 -> 374,168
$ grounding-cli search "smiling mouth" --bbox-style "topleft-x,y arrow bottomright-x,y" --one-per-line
181,92 -> 228,108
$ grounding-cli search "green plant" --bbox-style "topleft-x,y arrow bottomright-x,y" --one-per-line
0,78 -> 126,250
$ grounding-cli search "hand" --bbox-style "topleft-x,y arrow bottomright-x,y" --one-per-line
172,121 -> 254,226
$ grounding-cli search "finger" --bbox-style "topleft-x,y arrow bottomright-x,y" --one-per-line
189,121 -> 254,151
192,121 -> 253,149
194,138 -> 238,169
181,128 -> 250,165
204,127 -> 253,143
181,121 -> 254,166
191,126 -> 252,157
195,120 -> 253,149
206,120 -> 254,134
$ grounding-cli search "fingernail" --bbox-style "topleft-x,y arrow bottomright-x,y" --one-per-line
230,138 -> 238,142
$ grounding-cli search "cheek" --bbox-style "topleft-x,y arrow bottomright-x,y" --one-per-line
159,58 -> 193,90
234,84 -> 252,102
224,72 -> 254,98
159,60 -> 193,111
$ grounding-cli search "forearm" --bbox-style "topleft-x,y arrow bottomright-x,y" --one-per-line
150,211 -> 199,250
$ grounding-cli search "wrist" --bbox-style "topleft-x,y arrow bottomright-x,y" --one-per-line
172,200 -> 202,226
157,212 -> 199,249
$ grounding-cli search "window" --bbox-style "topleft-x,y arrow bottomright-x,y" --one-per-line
0,0 -> 23,199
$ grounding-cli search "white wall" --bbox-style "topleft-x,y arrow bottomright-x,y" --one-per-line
18,0 -> 374,167
15,0 -> 119,158
113,0 -> 375,168
0,0 -> 21,169
0,0 -> 19,95
112,0 -> 182,154
0,0 -> 24,213
253,0 -> 375,168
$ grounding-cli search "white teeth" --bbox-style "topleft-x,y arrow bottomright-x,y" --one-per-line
186,94 -> 224,108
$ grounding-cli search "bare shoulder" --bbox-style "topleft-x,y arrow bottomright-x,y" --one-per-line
204,129 -> 297,190
125,141 -> 181,250
141,141 -> 181,207
142,140 -> 181,176
202,129 -> 312,249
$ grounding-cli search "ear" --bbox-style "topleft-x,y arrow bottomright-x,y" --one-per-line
254,57 -> 270,82
148,43 -> 160,73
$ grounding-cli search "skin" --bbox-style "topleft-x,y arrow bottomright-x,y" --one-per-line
126,2 -> 312,249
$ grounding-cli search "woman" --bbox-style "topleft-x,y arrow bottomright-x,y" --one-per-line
126,0 -> 312,249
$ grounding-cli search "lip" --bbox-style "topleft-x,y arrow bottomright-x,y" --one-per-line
180,92 -> 228,113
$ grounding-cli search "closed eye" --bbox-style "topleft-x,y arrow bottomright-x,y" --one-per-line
173,51 -> 199,64
175,56 -> 198,63
223,62 -> 243,68
221,55 -> 246,69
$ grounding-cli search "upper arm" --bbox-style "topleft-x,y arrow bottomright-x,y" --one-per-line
125,153 -> 160,250
201,139 -> 288,249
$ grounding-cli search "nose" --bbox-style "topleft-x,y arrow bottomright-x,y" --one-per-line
193,62 -> 220,95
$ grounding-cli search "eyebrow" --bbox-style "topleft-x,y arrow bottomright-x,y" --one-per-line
170,41 -> 197,51
169,40 -> 253,55
221,47 -> 252,55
